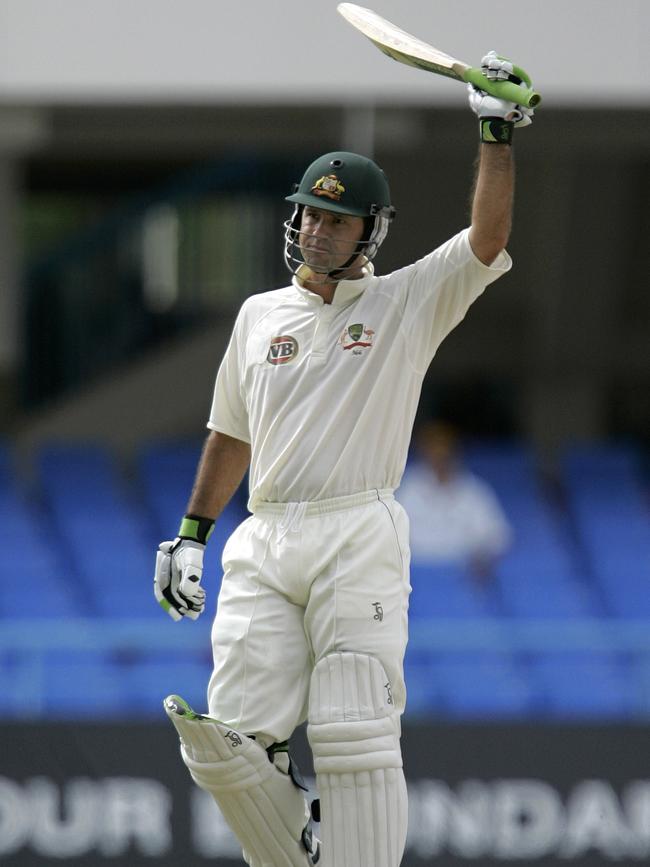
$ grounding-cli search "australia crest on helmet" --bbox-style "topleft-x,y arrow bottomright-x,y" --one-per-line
311,174 -> 345,202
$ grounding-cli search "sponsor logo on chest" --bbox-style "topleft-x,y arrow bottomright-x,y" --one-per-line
267,335 -> 299,365
338,323 -> 375,356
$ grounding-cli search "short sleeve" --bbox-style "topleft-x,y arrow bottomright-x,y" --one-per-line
207,310 -> 251,443
400,228 -> 512,373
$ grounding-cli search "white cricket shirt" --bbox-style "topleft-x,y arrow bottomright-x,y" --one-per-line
208,228 -> 511,509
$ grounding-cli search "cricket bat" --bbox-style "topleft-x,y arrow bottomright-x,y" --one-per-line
337,3 -> 541,108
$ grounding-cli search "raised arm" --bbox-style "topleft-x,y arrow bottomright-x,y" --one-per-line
468,143 -> 514,265
466,50 -> 535,265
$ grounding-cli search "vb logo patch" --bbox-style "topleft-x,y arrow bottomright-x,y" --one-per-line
339,323 -> 375,356
267,335 -> 299,365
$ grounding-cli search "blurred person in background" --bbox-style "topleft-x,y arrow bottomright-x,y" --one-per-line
398,420 -> 512,581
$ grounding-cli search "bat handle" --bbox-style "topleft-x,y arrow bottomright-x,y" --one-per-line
464,66 -> 542,108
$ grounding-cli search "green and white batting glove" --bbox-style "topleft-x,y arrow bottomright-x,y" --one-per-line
154,514 -> 215,621
468,50 -> 534,144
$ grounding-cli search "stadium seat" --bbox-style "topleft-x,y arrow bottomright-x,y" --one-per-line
40,652 -> 125,718
529,651 -> 635,719
37,443 -> 159,617
630,654 -> 650,715
463,440 -> 583,587
596,574 -> 650,619
403,652 -> 440,717
430,651 -> 534,719
0,653 -> 48,717
408,562 -> 491,619
561,442 -> 650,616
138,439 -> 248,581
0,452 -> 87,618
562,443 -> 644,490
138,440 -> 204,537
118,653 -> 212,716
495,572 -> 600,620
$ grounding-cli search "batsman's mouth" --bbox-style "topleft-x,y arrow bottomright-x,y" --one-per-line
302,241 -> 335,254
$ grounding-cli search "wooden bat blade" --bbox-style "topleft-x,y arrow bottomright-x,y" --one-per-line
337,3 -> 466,81
337,2 -> 542,108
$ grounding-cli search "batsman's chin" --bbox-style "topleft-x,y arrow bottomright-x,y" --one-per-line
297,263 -> 330,284
301,248 -> 333,268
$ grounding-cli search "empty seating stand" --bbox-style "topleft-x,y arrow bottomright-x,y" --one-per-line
0,437 -> 648,721
137,440 -> 248,586
37,443 -> 158,618
562,443 -> 650,618
0,445 -> 83,619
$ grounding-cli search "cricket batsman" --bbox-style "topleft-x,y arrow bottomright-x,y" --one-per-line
153,52 -> 533,866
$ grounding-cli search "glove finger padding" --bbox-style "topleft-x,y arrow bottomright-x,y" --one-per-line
481,50 -> 517,83
154,542 -> 185,622
173,542 -> 206,616
467,83 -> 534,128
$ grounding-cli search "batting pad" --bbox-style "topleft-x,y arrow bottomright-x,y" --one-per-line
164,696 -> 317,867
307,652 -> 408,867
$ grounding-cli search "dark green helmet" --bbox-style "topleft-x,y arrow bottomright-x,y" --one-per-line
286,151 -> 393,217
284,151 -> 396,277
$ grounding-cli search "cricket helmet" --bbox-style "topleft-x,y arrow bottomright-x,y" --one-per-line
284,151 -> 396,278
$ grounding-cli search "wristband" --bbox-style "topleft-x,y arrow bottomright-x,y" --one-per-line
479,118 -> 514,145
178,514 -> 215,545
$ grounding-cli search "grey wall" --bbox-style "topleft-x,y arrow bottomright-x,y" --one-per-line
1,0 -> 648,106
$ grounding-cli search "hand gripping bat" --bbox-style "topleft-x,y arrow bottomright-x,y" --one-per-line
337,3 -> 541,108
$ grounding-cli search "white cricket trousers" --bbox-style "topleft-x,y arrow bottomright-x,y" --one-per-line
207,488 -> 411,746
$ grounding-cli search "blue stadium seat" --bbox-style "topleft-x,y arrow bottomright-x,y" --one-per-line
529,651 -> 635,719
562,443 -> 644,489
118,653 -> 212,716
630,654 -> 650,715
39,443 -> 127,510
408,562 -> 491,619
0,653 -> 49,717
430,651 -> 534,719
463,439 -> 583,588
0,457 -> 87,618
40,652 -> 125,718
403,653 -> 440,717
495,572 -> 600,620
561,442 -> 650,616
596,575 -> 650,619
462,440 -> 534,485
37,443 -> 159,617
138,440 -> 248,581
138,440 -> 204,537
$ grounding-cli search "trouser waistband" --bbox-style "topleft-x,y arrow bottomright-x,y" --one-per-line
254,488 -> 394,518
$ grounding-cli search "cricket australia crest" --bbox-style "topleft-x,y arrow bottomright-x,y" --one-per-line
339,323 -> 375,356
312,174 -> 345,202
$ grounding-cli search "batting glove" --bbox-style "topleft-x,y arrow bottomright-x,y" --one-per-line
154,514 -> 215,621
468,51 -> 533,143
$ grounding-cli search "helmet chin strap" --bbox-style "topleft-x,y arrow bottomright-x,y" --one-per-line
325,245 -> 367,280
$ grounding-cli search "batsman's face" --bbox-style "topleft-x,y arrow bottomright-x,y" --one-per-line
299,207 -> 365,274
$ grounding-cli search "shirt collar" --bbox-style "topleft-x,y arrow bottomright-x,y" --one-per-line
292,261 -> 375,307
